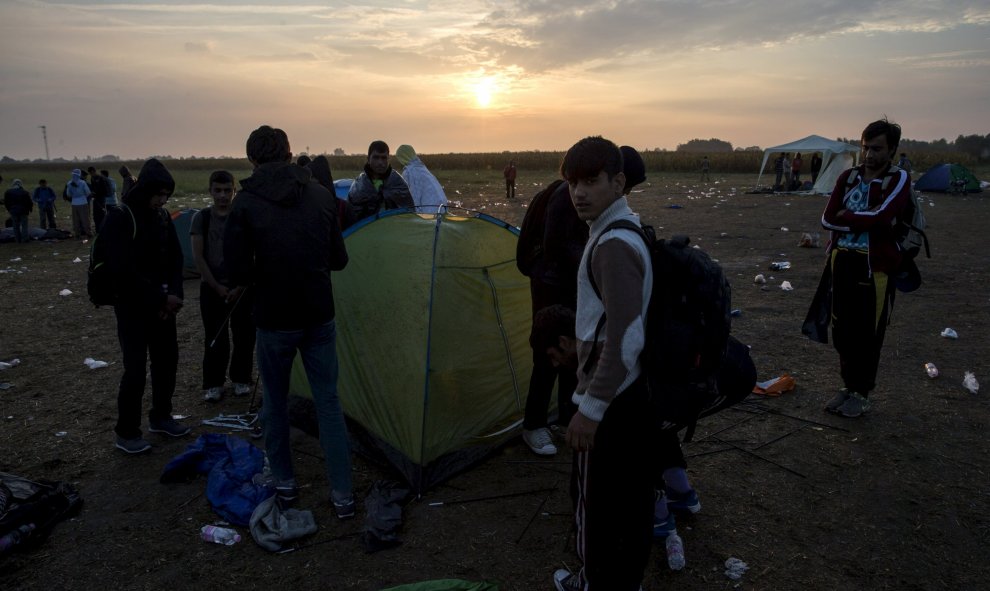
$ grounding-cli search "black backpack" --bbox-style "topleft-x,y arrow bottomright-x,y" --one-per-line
585,220 -> 743,432
87,204 -> 136,307
515,179 -> 566,276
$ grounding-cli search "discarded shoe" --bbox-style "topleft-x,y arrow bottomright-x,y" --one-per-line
233,382 -> 252,397
204,386 -> 223,402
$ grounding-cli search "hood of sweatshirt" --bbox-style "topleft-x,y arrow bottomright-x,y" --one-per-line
240,161 -> 312,206
123,158 -> 175,207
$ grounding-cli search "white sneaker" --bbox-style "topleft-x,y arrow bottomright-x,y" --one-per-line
204,386 -> 223,402
523,427 -> 557,456
232,382 -> 252,397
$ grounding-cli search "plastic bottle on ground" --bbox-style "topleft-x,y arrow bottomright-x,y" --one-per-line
666,532 -> 685,570
201,525 -> 241,545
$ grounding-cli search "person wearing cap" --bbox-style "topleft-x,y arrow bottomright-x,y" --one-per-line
95,158 -> 190,453
520,145 -> 647,458
820,118 -> 912,418
394,144 -> 447,212
347,140 -> 413,221
3,179 -> 33,243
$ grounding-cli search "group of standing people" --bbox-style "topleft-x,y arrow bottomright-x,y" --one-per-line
78,118 -> 914,589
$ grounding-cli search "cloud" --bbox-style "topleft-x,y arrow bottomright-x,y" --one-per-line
184,41 -> 214,53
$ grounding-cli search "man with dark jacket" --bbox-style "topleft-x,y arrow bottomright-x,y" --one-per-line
32,179 -> 58,229
119,165 -> 137,199
4,180 -> 33,243
224,125 -> 356,518
87,166 -> 111,231
94,158 -> 189,453
347,140 -> 413,221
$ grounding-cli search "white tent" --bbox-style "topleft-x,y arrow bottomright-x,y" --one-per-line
756,135 -> 859,194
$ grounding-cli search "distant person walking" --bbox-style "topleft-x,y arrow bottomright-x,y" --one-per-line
32,179 -> 58,230
65,169 -> 93,239
783,153 -> 792,190
4,180 -> 33,243
503,160 -> 517,199
700,155 -> 711,182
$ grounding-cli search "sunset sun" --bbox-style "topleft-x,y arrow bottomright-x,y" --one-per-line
473,76 -> 496,108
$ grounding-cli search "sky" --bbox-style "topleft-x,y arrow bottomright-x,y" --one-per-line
0,0 -> 988,160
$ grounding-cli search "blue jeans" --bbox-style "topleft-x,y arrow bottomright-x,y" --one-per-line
256,320 -> 352,497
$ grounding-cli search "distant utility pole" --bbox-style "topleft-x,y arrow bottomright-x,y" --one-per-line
38,125 -> 50,160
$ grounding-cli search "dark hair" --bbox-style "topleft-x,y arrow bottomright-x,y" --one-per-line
561,136 -> 623,183
100,169 -> 109,177
367,140 -> 389,157
529,305 -> 576,353
862,118 -> 902,152
246,125 -> 291,164
87,166 -> 96,174
39,179 -> 47,184
209,170 -> 235,186
296,155 -> 312,167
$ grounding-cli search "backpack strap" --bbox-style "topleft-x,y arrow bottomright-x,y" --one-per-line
580,219 -> 649,376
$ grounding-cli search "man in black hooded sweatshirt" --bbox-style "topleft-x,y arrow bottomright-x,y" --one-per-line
224,125 -> 356,518
95,158 -> 189,454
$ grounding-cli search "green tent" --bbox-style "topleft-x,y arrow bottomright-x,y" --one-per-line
289,209 -> 533,492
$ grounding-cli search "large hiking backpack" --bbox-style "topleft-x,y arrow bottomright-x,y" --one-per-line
586,220 -> 743,430
87,204 -> 136,307
515,179 -> 566,276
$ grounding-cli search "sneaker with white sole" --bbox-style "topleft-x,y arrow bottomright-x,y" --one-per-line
552,568 -> 582,591
523,427 -> 557,456
233,382 -> 252,397
115,435 -> 152,454
148,417 -> 191,437
204,386 -> 223,402
331,491 -> 356,520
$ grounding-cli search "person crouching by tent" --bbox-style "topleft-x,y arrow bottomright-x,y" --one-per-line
190,170 -> 255,403
99,158 -> 190,453
224,125 -> 356,519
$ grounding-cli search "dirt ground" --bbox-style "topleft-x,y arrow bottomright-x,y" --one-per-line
1,172 -> 988,590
